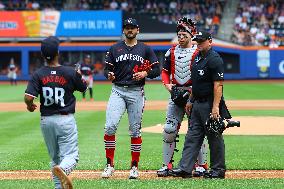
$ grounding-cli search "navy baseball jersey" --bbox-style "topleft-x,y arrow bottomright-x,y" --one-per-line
104,41 -> 160,86
25,66 -> 87,116
80,63 -> 94,76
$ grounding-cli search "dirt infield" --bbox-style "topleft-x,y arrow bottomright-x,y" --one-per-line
142,116 -> 284,135
1,170 -> 284,180
1,100 -> 284,112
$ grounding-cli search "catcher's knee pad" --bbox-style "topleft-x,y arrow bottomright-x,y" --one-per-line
163,131 -> 176,143
163,117 -> 179,143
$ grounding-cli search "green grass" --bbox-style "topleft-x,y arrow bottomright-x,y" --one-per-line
1,82 -> 284,102
1,81 -> 284,188
1,179 -> 284,189
0,110 -> 284,171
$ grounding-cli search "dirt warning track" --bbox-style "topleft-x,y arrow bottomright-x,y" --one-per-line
1,170 -> 284,180
1,100 -> 284,112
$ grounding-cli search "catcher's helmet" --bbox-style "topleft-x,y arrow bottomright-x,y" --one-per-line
176,17 -> 197,37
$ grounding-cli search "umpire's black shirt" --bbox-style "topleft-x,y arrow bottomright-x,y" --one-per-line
191,48 -> 224,99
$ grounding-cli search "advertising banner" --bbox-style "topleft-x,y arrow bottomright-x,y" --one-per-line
257,50 -> 270,78
0,12 -> 27,37
0,11 -> 122,37
270,50 -> 284,78
40,11 -> 60,37
22,11 -> 41,37
56,10 -> 122,36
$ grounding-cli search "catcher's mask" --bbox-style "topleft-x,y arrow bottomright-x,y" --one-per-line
205,116 -> 225,136
205,115 -> 240,136
176,17 -> 197,37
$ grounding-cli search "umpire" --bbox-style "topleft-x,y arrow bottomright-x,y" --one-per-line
170,31 -> 226,178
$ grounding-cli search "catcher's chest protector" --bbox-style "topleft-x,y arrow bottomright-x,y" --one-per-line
170,45 -> 198,85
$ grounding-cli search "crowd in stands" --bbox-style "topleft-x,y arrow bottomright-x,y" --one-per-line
232,0 -> 284,47
0,0 -> 64,10
73,0 -> 226,36
2,0 -> 284,47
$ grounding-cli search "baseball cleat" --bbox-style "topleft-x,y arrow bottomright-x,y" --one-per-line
203,170 -> 225,179
52,166 -> 73,189
129,166 -> 139,179
157,165 -> 170,177
101,164 -> 115,178
193,163 -> 208,177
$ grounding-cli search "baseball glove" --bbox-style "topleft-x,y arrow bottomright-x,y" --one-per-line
171,86 -> 190,107
133,59 -> 152,73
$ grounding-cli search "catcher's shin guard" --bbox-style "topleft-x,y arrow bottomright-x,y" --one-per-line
162,141 -> 176,167
162,119 -> 180,169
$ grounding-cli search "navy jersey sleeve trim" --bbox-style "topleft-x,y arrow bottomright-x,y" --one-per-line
105,61 -> 114,66
24,93 -> 37,98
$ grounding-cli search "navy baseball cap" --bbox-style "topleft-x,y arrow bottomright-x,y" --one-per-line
123,18 -> 139,28
41,36 -> 60,60
193,31 -> 212,42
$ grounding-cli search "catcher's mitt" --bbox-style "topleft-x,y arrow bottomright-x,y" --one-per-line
205,116 -> 240,136
171,86 -> 190,107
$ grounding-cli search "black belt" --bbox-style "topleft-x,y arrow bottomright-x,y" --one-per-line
195,97 -> 209,103
60,112 -> 69,115
115,83 -> 141,88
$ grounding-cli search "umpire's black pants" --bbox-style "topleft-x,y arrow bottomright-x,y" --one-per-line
178,100 -> 226,173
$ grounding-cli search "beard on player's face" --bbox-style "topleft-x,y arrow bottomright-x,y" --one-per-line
124,26 -> 139,39
125,32 -> 137,39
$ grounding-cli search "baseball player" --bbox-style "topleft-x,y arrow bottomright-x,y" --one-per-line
7,58 -> 17,85
102,18 -> 160,179
157,17 -> 208,177
80,54 -> 95,101
24,36 -> 87,189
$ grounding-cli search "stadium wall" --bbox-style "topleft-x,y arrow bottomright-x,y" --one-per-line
1,43 -> 284,81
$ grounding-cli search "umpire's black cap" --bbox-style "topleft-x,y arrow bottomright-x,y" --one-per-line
84,54 -> 91,59
41,36 -> 60,60
192,31 -> 212,42
123,18 -> 139,28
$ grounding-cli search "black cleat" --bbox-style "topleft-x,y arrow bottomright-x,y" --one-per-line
157,166 -> 170,177
169,168 -> 192,178
203,170 -> 225,179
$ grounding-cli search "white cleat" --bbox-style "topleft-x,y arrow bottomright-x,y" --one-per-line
101,164 -> 115,178
52,165 -> 73,189
129,166 -> 139,179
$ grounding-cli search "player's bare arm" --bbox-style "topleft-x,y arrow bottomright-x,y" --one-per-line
211,81 -> 223,119
24,95 -> 37,112
185,93 -> 193,115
